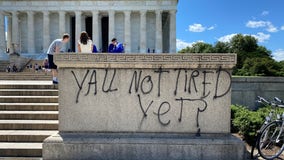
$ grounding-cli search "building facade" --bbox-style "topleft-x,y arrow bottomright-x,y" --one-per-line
0,0 -> 177,57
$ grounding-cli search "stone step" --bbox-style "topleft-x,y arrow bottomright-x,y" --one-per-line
0,81 -> 57,89
0,85 -> 57,89
0,157 -> 42,160
0,96 -> 58,103
0,130 -> 58,142
0,111 -> 58,120
0,143 -> 42,157
0,120 -> 58,130
0,89 -> 58,96
0,103 -> 58,111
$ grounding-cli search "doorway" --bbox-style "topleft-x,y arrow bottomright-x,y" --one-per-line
101,17 -> 109,52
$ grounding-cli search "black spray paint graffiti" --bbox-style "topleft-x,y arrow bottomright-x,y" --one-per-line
71,69 -> 118,103
70,67 -> 232,135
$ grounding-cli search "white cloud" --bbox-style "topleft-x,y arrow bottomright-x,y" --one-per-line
246,20 -> 278,33
218,33 -> 237,42
176,39 -> 193,50
188,24 -> 216,32
261,11 -> 269,16
246,20 -> 267,28
272,49 -> 284,61
281,25 -> 284,30
251,32 -> 270,43
218,32 -> 270,43
207,25 -> 215,30
189,24 -> 206,32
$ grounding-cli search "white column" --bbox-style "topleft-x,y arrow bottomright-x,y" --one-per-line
43,11 -> 50,52
75,11 -> 82,52
92,11 -> 99,47
7,16 -> 12,52
27,11 -> 35,53
108,10 -> 115,43
11,11 -> 19,51
170,10 -> 176,53
59,11 -> 66,36
155,10 -> 163,53
124,11 -> 131,53
140,10 -> 147,53
0,12 -> 6,54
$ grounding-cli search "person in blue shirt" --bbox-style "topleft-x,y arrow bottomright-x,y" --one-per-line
92,44 -> 98,53
108,38 -> 124,53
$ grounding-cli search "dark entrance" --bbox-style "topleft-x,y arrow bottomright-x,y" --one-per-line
85,17 -> 93,40
70,16 -> 76,52
101,17 -> 109,52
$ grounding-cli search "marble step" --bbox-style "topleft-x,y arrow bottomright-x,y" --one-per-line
0,111 -> 58,120
0,103 -> 58,111
0,143 -> 42,157
0,89 -> 58,96
0,96 -> 58,103
0,130 -> 58,142
0,120 -> 58,130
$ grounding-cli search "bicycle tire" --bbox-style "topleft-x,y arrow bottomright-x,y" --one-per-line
257,121 -> 284,159
251,123 -> 270,159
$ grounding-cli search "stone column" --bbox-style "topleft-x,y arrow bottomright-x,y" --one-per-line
43,11 -> 50,52
75,11 -> 82,52
139,10 -> 147,53
59,11 -> 66,36
27,11 -> 35,53
108,10 -> 115,43
155,10 -> 163,53
0,12 -> 6,54
11,11 -> 19,52
169,10 -> 176,53
124,11 -> 131,53
92,11 -> 99,47
7,16 -> 12,53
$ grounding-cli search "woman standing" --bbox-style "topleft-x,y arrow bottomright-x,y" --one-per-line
78,31 -> 93,53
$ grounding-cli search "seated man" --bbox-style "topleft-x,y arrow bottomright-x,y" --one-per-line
108,38 -> 124,53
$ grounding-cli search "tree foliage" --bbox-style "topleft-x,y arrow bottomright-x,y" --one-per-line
178,34 -> 283,76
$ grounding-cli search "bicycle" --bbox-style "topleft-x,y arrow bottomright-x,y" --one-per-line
256,97 -> 284,159
250,96 -> 284,159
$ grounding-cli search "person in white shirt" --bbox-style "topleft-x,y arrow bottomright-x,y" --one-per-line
78,31 -> 93,53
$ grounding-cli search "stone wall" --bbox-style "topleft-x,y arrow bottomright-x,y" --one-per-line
232,77 -> 284,109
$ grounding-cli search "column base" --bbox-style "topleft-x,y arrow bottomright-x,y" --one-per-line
43,133 -> 247,160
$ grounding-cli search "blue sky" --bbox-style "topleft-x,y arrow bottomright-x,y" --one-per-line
176,0 -> 284,61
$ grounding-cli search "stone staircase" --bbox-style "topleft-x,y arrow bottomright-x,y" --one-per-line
0,81 -> 58,158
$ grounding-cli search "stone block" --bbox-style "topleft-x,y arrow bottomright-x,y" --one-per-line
43,133 -> 246,160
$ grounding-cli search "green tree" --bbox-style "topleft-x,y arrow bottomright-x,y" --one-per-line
179,42 -> 214,53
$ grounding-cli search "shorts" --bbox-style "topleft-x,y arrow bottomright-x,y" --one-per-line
48,54 -> 57,69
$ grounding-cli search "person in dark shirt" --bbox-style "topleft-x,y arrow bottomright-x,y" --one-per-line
108,38 -> 124,53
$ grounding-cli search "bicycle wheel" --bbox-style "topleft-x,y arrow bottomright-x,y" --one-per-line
257,121 -> 284,159
251,123 -> 270,159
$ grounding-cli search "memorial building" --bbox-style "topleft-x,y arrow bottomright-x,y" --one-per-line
0,0 -> 177,56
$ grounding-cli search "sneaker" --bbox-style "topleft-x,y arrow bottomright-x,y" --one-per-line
53,80 -> 58,84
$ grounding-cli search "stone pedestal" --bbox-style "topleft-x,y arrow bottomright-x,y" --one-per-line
43,53 -> 245,160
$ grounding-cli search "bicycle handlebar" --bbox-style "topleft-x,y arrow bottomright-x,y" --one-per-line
257,96 -> 284,108
274,97 -> 284,104
257,96 -> 270,104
